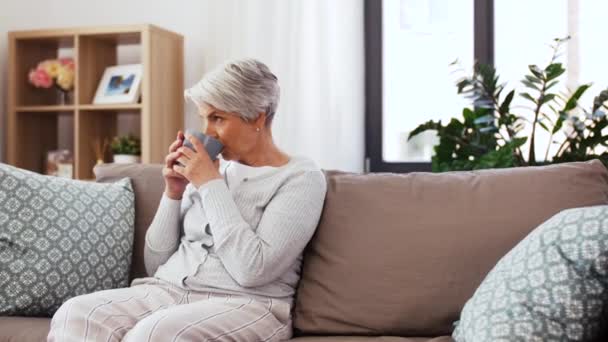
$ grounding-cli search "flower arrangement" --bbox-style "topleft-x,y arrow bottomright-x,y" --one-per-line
28,57 -> 75,93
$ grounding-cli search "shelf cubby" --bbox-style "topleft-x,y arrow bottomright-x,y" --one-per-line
13,36 -> 75,107
12,110 -> 74,174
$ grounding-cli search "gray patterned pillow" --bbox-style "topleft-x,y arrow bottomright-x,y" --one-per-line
453,205 -> 608,341
0,163 -> 135,316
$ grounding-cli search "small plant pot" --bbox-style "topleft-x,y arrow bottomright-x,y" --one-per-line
113,154 -> 141,164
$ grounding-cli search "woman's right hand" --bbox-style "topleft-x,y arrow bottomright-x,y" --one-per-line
163,131 -> 189,200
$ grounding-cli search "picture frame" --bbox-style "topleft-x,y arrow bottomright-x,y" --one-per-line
93,64 -> 142,104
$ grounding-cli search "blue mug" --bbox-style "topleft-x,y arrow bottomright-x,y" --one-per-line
182,129 -> 224,161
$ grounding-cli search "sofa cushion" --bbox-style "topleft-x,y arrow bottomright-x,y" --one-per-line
452,205 -> 608,341
0,316 -> 51,342
0,163 -> 135,316
294,160 -> 608,336
94,163 -> 164,280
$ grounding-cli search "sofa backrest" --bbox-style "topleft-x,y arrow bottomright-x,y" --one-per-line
293,160 -> 608,337
94,163 -> 164,280
94,160 -> 608,337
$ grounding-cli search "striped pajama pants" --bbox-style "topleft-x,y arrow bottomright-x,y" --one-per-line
47,277 -> 292,342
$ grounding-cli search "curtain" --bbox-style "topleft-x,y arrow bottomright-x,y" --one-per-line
195,0 -> 365,172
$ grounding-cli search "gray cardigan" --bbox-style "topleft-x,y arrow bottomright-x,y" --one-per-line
143,156 -> 327,303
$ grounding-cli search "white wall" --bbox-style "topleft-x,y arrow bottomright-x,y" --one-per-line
0,0 -> 364,172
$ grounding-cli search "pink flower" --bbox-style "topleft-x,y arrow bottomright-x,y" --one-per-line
27,58 -> 76,90
28,68 -> 52,88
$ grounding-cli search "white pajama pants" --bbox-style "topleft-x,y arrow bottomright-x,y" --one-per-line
47,277 -> 292,342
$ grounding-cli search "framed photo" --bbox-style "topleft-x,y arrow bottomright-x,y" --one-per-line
93,64 -> 142,104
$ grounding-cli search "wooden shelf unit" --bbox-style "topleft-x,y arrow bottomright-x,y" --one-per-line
6,24 -> 184,179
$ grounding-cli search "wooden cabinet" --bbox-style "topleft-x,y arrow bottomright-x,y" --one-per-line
6,24 -> 184,179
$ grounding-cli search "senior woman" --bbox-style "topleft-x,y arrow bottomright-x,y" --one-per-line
47,59 -> 327,342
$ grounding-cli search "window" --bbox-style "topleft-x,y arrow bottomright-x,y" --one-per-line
366,0 -> 490,172
366,0 -> 606,172
382,0 -> 473,163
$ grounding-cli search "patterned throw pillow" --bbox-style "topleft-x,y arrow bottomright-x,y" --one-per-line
453,205 -> 608,341
0,163 -> 135,316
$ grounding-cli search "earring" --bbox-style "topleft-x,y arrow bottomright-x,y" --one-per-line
256,127 -> 260,132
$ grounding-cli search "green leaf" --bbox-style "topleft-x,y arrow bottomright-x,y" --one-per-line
521,92 -> 537,104
525,75 -> 542,84
511,137 -> 528,148
408,120 -> 442,140
456,79 -> 471,94
496,87 -> 505,101
522,80 -> 540,91
545,63 -> 566,81
548,104 -> 558,113
462,108 -> 475,124
529,65 -> 544,79
540,113 -> 555,125
564,84 -> 592,112
540,93 -> 557,105
474,107 -> 493,118
592,87 -> 608,112
538,120 -> 550,132
499,90 -> 515,115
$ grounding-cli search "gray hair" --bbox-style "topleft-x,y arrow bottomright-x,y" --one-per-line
185,59 -> 280,126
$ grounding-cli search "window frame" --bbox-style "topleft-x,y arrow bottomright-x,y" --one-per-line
364,0 -> 494,172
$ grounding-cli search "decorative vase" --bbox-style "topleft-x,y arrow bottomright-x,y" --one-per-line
113,154 -> 141,164
57,89 -> 73,105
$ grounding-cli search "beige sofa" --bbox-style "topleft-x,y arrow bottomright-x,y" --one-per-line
1,160 -> 607,341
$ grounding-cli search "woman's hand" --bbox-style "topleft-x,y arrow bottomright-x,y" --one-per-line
163,131 -> 189,200
173,134 -> 222,188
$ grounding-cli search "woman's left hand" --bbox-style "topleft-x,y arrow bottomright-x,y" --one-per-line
173,134 -> 222,188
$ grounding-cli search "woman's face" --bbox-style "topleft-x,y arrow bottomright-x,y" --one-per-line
199,104 -> 259,162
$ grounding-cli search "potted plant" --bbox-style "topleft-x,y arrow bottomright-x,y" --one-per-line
110,134 -> 141,163
408,37 -> 608,172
